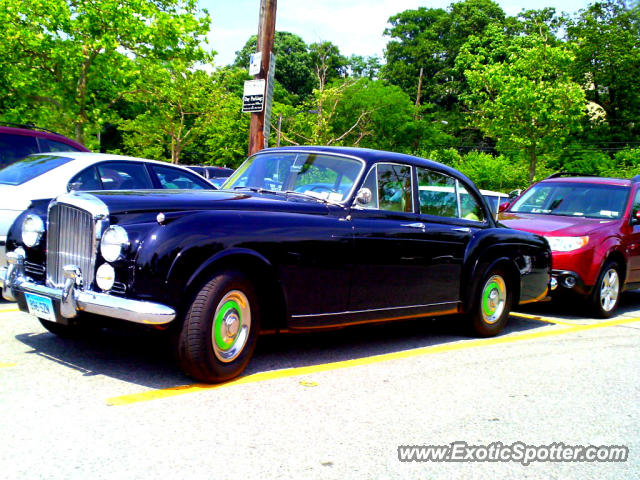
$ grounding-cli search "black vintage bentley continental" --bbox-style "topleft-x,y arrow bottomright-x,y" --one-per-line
1,147 -> 551,382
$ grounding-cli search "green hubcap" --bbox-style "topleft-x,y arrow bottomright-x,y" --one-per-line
212,290 -> 251,363
481,275 -> 506,324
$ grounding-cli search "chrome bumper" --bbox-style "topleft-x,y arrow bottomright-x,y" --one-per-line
0,250 -> 176,325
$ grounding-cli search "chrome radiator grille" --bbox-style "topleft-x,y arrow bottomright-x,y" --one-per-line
47,204 -> 95,287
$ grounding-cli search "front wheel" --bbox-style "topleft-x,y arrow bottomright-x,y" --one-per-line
469,269 -> 512,337
588,261 -> 622,318
177,271 -> 260,383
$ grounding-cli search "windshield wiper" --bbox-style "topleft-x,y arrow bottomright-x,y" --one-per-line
282,190 -> 343,207
232,186 -> 280,195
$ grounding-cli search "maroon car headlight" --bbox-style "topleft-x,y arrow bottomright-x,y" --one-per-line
544,236 -> 589,252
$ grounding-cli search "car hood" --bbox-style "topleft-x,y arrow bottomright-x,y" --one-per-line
499,212 -> 619,236
59,189 -> 335,216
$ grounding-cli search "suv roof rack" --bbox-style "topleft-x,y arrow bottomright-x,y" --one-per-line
544,172 -> 599,180
0,122 -> 64,137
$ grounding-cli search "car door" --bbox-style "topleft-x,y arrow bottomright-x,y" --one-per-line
625,187 -> 640,284
348,163 -> 455,313
414,167 -> 488,303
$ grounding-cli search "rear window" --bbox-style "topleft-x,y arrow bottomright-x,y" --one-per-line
39,138 -> 82,153
0,133 -> 39,168
0,154 -> 73,185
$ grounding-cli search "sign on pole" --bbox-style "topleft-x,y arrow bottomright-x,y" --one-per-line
242,79 -> 266,113
262,52 -> 276,147
249,52 -> 262,76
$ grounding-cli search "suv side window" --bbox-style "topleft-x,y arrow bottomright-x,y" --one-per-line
358,163 -> 413,212
96,162 -> 154,190
0,133 -> 39,168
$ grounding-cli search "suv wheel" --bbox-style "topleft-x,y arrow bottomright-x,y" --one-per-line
589,261 -> 622,318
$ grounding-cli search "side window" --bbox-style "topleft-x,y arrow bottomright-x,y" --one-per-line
68,167 -> 102,191
458,184 -> 485,221
417,168 -> 458,217
39,138 -> 82,153
96,162 -> 153,190
378,163 -> 413,212
0,133 -> 38,168
152,165 -> 212,190
417,167 -> 485,221
358,163 -> 413,212
633,189 -> 640,216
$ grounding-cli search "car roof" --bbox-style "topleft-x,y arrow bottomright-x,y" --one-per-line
259,145 -> 469,180
29,151 -> 199,172
0,126 -> 89,151
540,176 -> 632,187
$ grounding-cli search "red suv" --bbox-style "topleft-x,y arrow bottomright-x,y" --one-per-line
499,173 -> 640,317
0,124 -> 88,168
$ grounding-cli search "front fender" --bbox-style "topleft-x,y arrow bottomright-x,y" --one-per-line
461,229 -> 551,311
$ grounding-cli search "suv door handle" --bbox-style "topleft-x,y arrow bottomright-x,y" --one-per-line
402,222 -> 426,230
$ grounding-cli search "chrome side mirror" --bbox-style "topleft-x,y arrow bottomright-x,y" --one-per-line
355,187 -> 372,206
67,182 -> 82,192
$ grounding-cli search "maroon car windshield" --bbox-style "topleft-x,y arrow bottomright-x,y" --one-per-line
510,181 -> 630,220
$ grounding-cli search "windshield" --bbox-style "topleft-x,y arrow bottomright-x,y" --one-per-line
222,152 -> 364,203
0,154 -> 73,186
510,182 -> 629,219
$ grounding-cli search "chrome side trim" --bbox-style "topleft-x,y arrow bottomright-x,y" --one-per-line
291,301 -> 460,319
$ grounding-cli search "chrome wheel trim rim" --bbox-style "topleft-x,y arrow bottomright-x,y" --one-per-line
212,290 -> 251,363
481,275 -> 507,324
600,268 -> 620,312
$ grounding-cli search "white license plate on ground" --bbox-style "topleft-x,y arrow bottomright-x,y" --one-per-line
24,293 -> 56,322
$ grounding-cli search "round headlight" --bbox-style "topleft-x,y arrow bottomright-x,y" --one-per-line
100,225 -> 129,262
96,263 -> 116,291
22,215 -> 45,247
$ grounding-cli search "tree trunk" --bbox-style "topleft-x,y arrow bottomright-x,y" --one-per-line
528,145 -> 537,184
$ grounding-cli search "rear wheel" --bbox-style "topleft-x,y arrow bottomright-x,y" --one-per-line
177,271 -> 260,383
469,269 -> 512,337
588,261 -> 622,318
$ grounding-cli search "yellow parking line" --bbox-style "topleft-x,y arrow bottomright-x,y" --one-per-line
107,315 -> 640,406
510,312 -> 580,326
0,363 -> 16,368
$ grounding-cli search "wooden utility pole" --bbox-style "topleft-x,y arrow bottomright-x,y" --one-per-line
248,0 -> 277,155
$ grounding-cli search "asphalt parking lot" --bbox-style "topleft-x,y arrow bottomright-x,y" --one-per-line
1,295 -> 639,480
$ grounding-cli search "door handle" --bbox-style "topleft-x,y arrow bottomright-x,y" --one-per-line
452,227 -> 471,233
402,222 -> 426,230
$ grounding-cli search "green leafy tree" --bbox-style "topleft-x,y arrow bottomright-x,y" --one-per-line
461,32 -> 587,183
234,31 -> 314,99
382,0 -> 506,106
308,41 -> 347,91
118,64 -> 239,164
0,0 -> 210,148
567,0 -> 640,146
346,55 -> 381,79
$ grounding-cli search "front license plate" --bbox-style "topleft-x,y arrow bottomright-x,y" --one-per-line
24,293 -> 56,322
